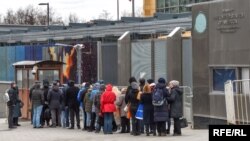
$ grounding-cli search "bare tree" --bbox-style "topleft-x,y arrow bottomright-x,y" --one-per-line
98,10 -> 113,20
16,8 -> 25,24
68,13 -> 79,23
4,9 -> 17,24
0,14 -> 2,23
121,10 -> 131,17
135,7 -> 143,17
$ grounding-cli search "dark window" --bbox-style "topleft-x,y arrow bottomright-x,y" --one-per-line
213,69 -> 236,91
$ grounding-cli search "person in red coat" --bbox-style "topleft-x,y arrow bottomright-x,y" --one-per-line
101,84 -> 116,134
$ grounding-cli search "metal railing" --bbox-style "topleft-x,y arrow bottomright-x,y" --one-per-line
225,80 -> 250,124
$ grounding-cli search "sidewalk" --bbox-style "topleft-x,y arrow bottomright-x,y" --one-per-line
0,118 -> 208,141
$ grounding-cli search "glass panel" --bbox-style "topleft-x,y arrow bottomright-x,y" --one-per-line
38,70 -> 59,84
170,7 -> 179,13
213,69 -> 236,91
180,6 -> 190,13
241,68 -> 250,94
22,70 -> 28,89
165,0 -> 170,7
28,70 -> 35,89
170,0 -> 179,7
17,70 -> 22,88
180,0 -> 193,5
165,8 -> 170,13
157,0 -> 165,9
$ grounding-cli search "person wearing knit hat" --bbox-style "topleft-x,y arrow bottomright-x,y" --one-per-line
158,78 -> 166,84
153,77 -> 169,136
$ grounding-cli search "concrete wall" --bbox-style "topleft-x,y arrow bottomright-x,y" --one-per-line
192,0 -> 250,128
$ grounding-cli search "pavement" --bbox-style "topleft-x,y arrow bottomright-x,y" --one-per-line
0,118 -> 208,141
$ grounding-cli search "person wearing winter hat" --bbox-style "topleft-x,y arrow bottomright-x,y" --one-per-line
153,78 -> 169,136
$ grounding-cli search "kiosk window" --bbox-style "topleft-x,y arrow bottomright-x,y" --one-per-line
213,69 -> 236,91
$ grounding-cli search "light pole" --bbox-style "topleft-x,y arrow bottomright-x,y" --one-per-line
131,0 -> 135,17
39,3 -> 49,28
73,44 -> 85,85
117,0 -> 119,20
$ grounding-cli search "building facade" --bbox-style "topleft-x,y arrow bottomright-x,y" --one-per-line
144,0 -> 211,16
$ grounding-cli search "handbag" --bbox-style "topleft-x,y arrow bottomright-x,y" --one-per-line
135,104 -> 143,120
180,117 -> 188,128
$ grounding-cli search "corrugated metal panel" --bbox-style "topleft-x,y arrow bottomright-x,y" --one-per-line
7,46 -> 16,81
131,40 -> 152,80
15,46 -> 25,61
154,40 -> 167,81
182,39 -> 193,88
0,47 -> 7,80
101,43 -> 118,85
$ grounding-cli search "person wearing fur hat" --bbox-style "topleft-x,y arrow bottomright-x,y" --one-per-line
153,78 -> 169,136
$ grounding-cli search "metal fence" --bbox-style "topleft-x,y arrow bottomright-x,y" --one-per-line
180,86 -> 193,128
225,80 -> 250,124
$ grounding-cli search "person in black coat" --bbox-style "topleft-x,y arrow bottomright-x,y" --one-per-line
167,80 -> 183,136
153,78 -> 169,136
66,80 -> 80,129
127,82 -> 140,136
125,77 -> 137,104
7,82 -> 18,129
140,84 -> 155,136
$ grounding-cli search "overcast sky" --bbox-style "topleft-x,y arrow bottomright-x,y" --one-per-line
0,0 -> 143,22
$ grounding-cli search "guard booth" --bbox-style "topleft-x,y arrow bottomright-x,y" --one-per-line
12,60 -> 65,119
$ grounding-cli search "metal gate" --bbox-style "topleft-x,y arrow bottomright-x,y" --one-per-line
180,86 -> 193,128
225,80 -> 250,124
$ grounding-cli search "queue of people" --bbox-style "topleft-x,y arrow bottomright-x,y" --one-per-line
5,77 -> 184,137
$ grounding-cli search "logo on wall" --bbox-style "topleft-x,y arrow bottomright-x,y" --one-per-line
214,9 -> 245,33
194,12 -> 207,34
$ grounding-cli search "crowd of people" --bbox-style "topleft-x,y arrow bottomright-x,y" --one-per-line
6,77 -> 184,137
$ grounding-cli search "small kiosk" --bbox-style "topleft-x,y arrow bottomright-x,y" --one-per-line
12,60 -> 65,119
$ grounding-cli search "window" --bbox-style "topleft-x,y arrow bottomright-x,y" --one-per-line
157,0 -> 165,9
38,70 -> 59,84
213,69 -> 236,91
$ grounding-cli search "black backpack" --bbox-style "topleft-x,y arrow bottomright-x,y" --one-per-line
152,88 -> 165,106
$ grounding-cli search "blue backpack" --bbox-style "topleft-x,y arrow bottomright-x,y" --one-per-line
152,88 -> 165,106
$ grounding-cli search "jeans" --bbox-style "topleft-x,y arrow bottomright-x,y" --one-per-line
65,107 -> 69,127
95,114 -> 100,130
104,113 -> 113,134
33,105 -> 43,128
86,112 -> 91,127
8,106 -> 14,128
61,110 -> 66,128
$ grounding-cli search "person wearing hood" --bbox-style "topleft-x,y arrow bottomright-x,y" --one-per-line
127,82 -> 141,136
47,81 -> 63,127
101,84 -> 116,134
66,80 -> 80,129
167,80 -> 183,136
89,83 -> 101,131
94,84 -> 106,133
77,82 -> 90,130
125,77 -> 137,104
31,82 -> 44,128
153,78 -> 169,136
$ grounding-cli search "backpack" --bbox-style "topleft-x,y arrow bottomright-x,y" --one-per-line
3,89 -> 10,103
152,88 -> 165,106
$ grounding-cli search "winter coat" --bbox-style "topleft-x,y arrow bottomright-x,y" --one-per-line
153,83 -> 169,122
7,87 -> 17,107
115,94 -> 126,117
47,85 -> 63,110
77,87 -> 88,108
84,92 -> 93,113
12,86 -> 22,118
101,84 -> 116,113
168,86 -> 183,118
66,83 -> 80,108
94,90 -> 104,115
126,88 -> 140,114
90,86 -> 100,112
31,84 -> 44,108
125,86 -> 132,104
140,93 -> 154,124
